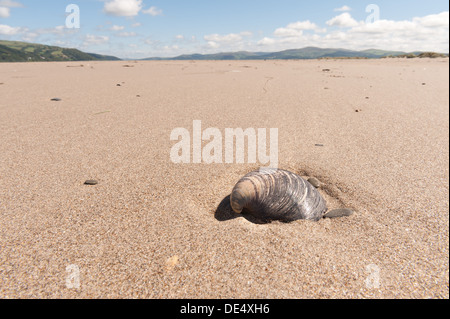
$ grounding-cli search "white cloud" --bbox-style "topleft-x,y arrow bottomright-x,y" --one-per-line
83,34 -> 109,45
413,11 -> 449,28
326,13 -> 360,28
257,37 -> 276,46
257,11 -> 449,53
103,1 -> 162,17
346,12 -> 449,52
350,19 -> 415,34
334,5 -> 351,12
110,25 -> 125,31
207,41 -> 219,49
0,0 -> 23,8
287,20 -> 320,30
143,6 -> 162,16
116,31 -> 137,37
160,44 -> 180,53
0,23 -> 20,34
33,25 -> 77,36
0,6 -> 9,17
201,31 -> 253,52
4,25 -> 78,43
204,31 -> 252,43
274,27 -> 303,38
103,0 -> 142,17
0,1 -> 22,18
21,31 -> 39,42
274,20 -> 325,38
204,33 -> 241,43
54,25 -> 66,33
175,34 -> 184,40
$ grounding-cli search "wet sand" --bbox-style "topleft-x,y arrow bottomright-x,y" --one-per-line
0,58 -> 448,298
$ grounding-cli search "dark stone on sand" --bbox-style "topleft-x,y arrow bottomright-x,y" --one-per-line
116,84 -> 121,86
422,83 -> 426,85
51,98 -> 62,101
315,144 -> 324,147
84,180 -> 98,185
307,177 -> 321,188
322,69 -> 331,72
324,208 -> 354,219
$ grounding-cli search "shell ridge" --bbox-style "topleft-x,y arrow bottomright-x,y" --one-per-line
230,169 -> 327,222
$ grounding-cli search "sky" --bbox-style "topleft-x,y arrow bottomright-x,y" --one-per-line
0,0 -> 448,59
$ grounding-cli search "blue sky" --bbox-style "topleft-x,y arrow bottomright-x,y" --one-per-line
0,0 -> 448,58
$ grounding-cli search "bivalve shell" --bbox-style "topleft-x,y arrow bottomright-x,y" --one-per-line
230,169 -> 328,222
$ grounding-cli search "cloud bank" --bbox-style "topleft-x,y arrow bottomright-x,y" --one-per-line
255,11 -> 449,53
0,3 -> 447,58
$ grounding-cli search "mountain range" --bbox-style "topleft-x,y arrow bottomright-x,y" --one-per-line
0,40 -> 120,62
0,40 -> 447,62
143,47 -> 417,60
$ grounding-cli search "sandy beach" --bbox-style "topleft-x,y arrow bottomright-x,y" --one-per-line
0,58 -> 448,298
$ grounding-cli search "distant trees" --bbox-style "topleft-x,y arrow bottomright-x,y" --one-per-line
384,52 -> 448,59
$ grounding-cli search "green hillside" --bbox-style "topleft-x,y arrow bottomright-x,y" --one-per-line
0,40 -> 121,62
0,43 -> 31,62
360,49 -> 406,57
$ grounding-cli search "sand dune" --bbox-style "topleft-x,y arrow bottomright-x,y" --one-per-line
0,58 -> 448,298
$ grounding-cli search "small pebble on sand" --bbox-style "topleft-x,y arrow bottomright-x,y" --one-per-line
84,180 -> 98,185
166,255 -> 179,271
307,177 -> 321,188
324,208 -> 354,218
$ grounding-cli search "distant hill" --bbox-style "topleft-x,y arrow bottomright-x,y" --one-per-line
143,46 -> 448,60
360,49 -> 406,57
1,41 -> 447,62
0,40 -> 121,62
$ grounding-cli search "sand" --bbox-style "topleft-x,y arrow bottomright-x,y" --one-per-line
0,58 -> 448,299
